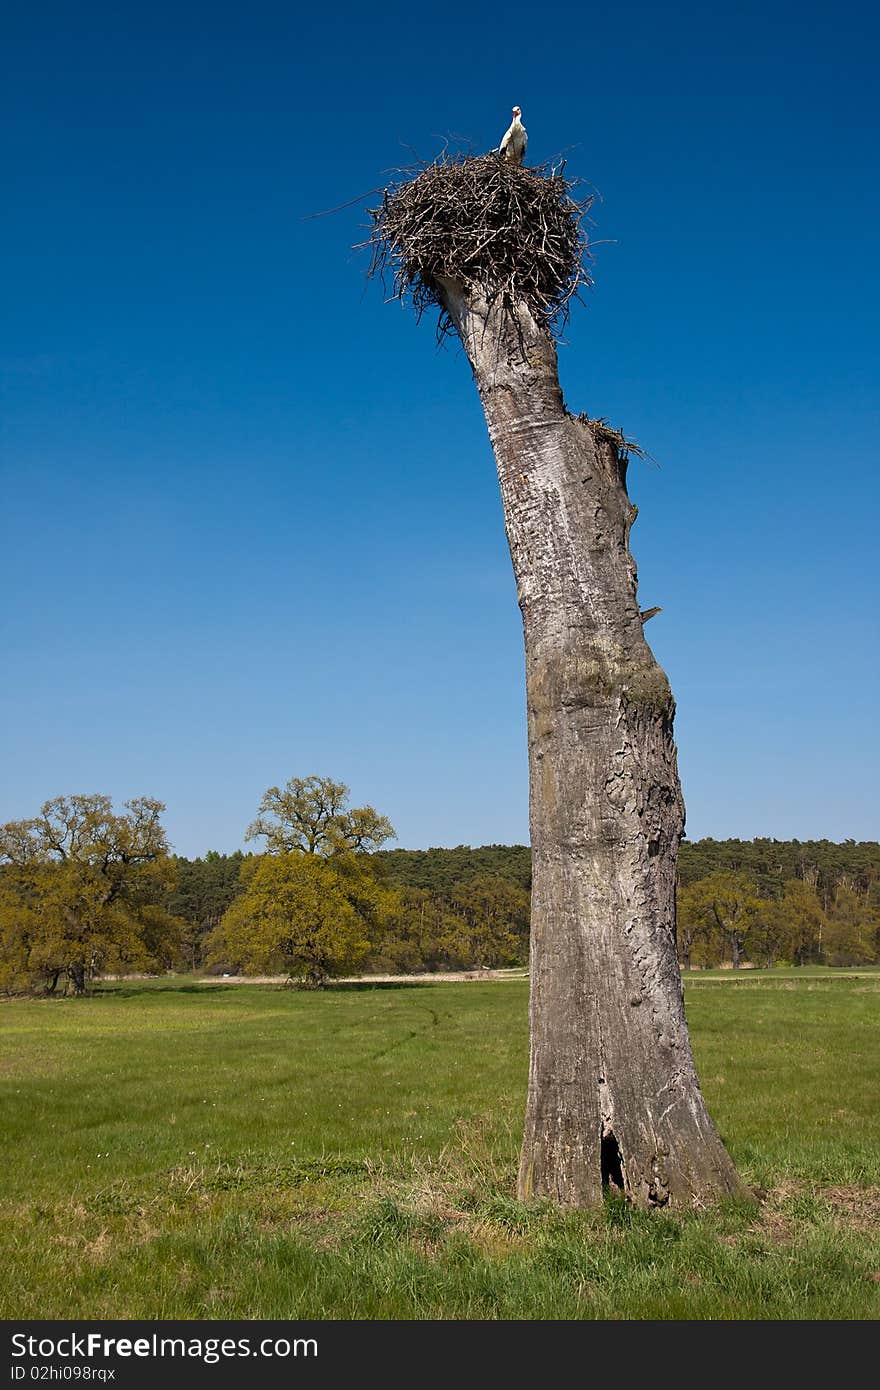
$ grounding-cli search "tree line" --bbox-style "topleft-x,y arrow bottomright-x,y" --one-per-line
2,777 -> 878,994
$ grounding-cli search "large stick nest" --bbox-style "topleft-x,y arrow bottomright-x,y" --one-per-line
361,154 -> 594,340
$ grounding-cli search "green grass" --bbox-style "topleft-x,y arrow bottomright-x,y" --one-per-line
1,971 -> 879,1319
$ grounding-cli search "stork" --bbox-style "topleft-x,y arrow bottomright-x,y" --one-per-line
499,106 -> 527,165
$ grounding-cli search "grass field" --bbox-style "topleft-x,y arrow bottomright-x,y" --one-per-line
1,970 -> 879,1320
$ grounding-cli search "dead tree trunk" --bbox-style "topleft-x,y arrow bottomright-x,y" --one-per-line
438,277 -> 748,1209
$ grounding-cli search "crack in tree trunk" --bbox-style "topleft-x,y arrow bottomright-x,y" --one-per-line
437,276 -> 749,1209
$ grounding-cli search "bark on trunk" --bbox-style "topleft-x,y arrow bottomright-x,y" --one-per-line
67,962 -> 86,996
438,278 -> 748,1209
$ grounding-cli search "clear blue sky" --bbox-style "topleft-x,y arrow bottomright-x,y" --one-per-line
2,1 -> 878,857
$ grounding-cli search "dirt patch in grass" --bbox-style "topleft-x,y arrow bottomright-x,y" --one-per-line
754,1208 -> 796,1244
822,1186 -> 880,1232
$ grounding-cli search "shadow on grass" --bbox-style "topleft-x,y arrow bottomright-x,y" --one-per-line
93,983 -> 240,999
94,979 -> 442,999
322,980 -> 438,993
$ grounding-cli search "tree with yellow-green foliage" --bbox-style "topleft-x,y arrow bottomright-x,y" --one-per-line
823,885 -> 879,965
246,775 -> 395,857
210,775 -> 398,986
753,879 -> 827,967
445,874 -> 530,968
210,851 -> 392,986
0,795 -> 180,995
676,871 -> 764,970
370,886 -> 468,973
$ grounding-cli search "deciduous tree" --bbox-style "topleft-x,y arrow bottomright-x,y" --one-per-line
369,886 -> 467,973
246,775 -> 395,857
0,795 -> 179,994
676,881 -> 717,970
677,872 -> 763,970
824,886 -> 878,965
447,874 -> 530,968
210,852 -> 380,986
758,879 -> 826,967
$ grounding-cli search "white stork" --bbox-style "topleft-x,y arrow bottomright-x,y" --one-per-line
499,106 -> 527,165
